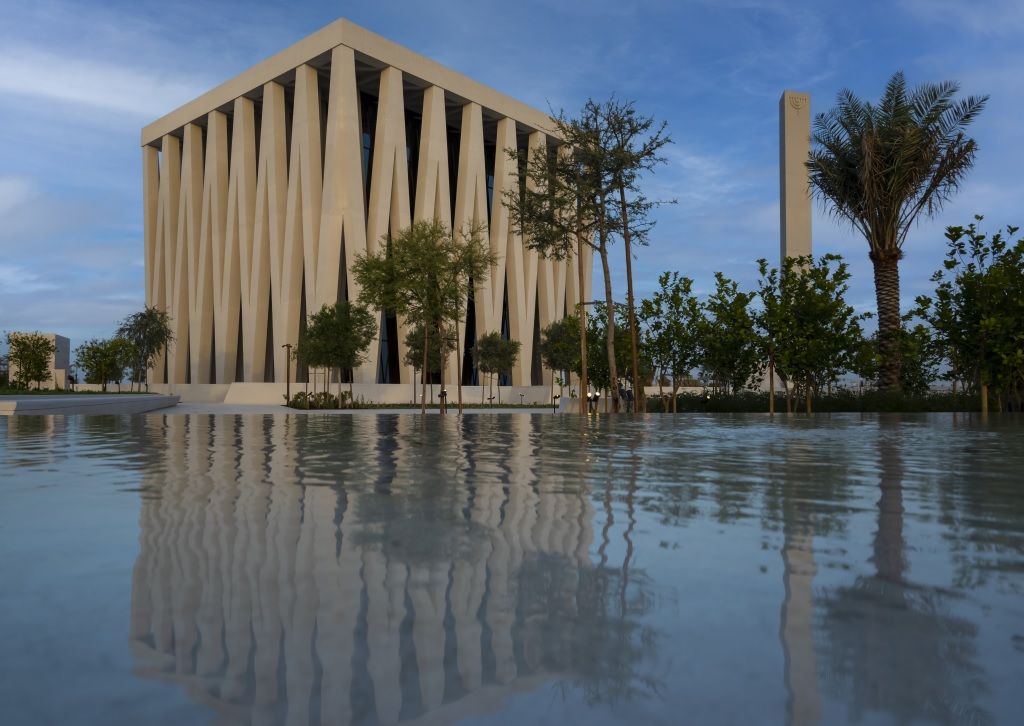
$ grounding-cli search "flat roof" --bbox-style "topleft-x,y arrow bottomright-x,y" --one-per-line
141,18 -> 554,146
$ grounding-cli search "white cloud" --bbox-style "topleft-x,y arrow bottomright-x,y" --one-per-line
900,0 -> 1024,36
0,176 -> 36,218
0,48 -> 210,118
0,264 -> 58,294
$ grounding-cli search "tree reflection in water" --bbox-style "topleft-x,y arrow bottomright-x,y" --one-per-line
819,416 -> 991,726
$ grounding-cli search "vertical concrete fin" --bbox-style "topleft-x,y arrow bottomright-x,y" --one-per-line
283,64 -> 324,375
193,111 -> 227,384
172,125 -> 203,384
228,97 -> 259,382
255,83 -> 289,383
365,67 -> 411,257
454,102 -> 491,347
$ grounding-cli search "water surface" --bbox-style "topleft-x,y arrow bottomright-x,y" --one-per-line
1,413 -> 1022,725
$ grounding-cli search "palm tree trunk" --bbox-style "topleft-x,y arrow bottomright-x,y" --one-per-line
872,253 -> 902,389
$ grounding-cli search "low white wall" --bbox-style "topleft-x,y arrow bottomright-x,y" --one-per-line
65,382 -> 566,406
147,384 -> 233,403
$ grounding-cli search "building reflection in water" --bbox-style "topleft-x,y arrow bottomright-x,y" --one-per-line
129,414 -> 655,725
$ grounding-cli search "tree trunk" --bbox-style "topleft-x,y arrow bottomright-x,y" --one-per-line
769,356 -> 775,416
620,184 -> 643,414
456,313 -> 463,414
871,252 -> 902,389
577,227 -> 589,416
438,319 -> 446,414
599,242 -> 619,412
805,373 -> 812,414
421,324 -> 429,414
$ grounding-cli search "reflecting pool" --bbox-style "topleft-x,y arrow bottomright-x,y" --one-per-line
1,413 -> 1023,725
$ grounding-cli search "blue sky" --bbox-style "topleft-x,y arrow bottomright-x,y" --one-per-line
2,0 -> 1022,354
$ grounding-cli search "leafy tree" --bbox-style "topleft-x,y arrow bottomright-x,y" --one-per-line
538,316 -> 580,400
473,331 -> 521,405
584,302 -> 653,403
893,322 -> 940,396
510,99 -> 671,413
504,103 -> 605,411
639,272 -> 702,412
75,337 -> 134,392
353,219 -> 497,414
915,218 -> 1024,411
5,332 -> 55,389
698,273 -> 760,394
116,306 -> 174,391
402,324 -> 456,403
756,255 -> 872,412
602,99 -> 673,414
297,301 -> 377,405
808,71 -> 987,389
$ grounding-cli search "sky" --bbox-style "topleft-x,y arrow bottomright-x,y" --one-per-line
2,0 -> 1022,355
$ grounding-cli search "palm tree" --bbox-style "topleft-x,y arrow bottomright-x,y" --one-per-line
807,72 -> 987,389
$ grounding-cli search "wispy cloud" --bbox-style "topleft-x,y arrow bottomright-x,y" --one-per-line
0,49 -> 210,118
900,0 -> 1024,36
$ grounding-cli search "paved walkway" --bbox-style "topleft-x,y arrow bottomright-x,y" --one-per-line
155,402 -> 558,415
1,395 -> 560,416
0,394 -> 180,415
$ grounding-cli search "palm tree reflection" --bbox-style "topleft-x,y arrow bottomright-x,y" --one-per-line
819,416 -> 990,725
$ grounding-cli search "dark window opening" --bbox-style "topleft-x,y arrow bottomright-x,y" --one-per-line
531,293 -> 543,385
499,278 -> 511,386
462,289 -> 478,386
264,294 -> 275,383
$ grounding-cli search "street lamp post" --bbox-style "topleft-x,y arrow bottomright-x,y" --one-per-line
282,343 -> 293,404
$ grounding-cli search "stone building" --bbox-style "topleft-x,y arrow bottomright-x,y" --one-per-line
142,18 -> 591,389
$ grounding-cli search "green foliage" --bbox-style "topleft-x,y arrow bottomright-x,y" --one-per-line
353,219 -> 497,410
116,306 -> 173,389
538,316 -> 580,392
353,219 -> 496,331
583,302 -> 653,395
402,324 -> 456,377
755,254 -> 872,411
698,273 -> 760,393
473,331 -> 521,404
4,331 -> 56,389
504,98 -> 671,409
914,218 -> 1024,409
285,390 -> 343,410
74,337 -> 134,392
295,300 -> 377,401
808,71 -> 987,388
639,272 -> 702,405
644,388 -> 978,414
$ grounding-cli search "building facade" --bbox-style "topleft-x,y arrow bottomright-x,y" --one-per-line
143,19 -> 591,387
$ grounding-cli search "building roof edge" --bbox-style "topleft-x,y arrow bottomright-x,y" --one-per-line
140,18 -> 554,146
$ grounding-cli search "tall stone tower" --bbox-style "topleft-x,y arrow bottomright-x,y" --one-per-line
779,91 -> 812,264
